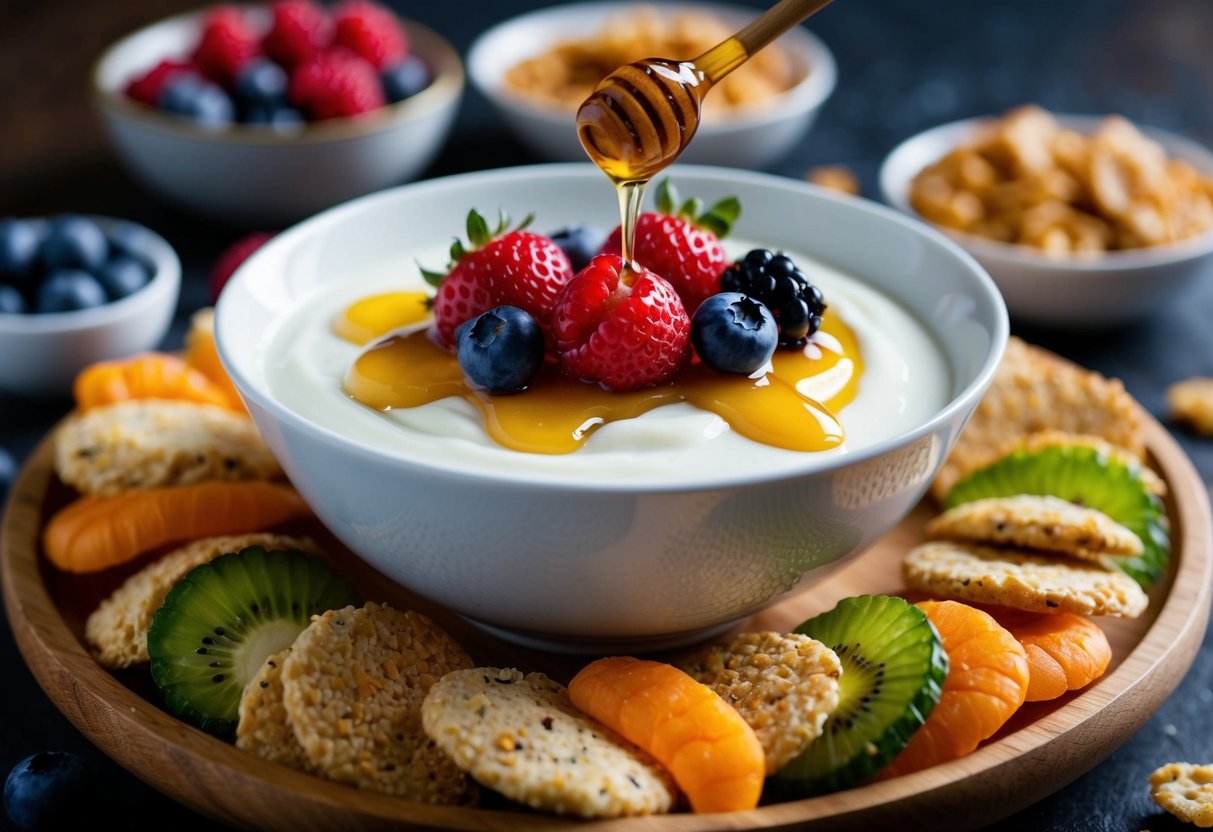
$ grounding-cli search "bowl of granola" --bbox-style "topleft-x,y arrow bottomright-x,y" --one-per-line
880,106 -> 1213,326
467,2 -> 835,170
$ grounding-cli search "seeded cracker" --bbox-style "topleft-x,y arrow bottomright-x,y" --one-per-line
55,399 -> 281,496
903,541 -> 1148,618
1150,762 -> 1213,827
236,648 -> 311,772
85,534 -> 318,669
282,603 -> 476,803
677,632 -> 840,774
925,495 -> 1144,561
932,338 -> 1143,501
421,667 -> 676,818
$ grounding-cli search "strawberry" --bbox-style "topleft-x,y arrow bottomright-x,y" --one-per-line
263,0 -> 333,69
552,254 -> 691,391
193,6 -> 261,85
333,0 -> 409,69
211,232 -> 274,302
424,210 -> 574,349
601,179 -> 740,315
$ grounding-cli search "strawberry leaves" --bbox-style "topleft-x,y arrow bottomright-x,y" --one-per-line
421,208 -> 535,288
654,179 -> 742,239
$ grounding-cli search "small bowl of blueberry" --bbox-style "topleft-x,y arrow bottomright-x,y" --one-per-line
0,214 -> 181,396
92,1 -> 464,226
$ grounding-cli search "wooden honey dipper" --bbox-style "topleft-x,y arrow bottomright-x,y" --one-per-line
577,0 -> 836,184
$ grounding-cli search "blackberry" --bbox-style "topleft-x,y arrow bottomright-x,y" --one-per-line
720,249 -> 826,348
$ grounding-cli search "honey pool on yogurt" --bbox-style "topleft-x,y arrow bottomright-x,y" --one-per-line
335,290 -> 864,455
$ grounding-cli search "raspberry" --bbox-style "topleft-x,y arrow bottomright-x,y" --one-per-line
288,50 -> 385,120
332,0 -> 409,69
126,60 -> 196,106
193,6 -> 261,85
262,0 -> 332,69
426,210 -> 575,349
601,179 -> 740,315
210,232 -> 274,302
553,254 -> 691,391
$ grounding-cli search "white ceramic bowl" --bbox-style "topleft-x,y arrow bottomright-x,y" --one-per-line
880,115 -> 1213,327
467,1 -> 836,169
216,164 -> 1006,651
92,9 -> 464,227
0,218 -> 180,396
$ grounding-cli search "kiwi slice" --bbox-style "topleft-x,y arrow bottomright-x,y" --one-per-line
944,445 -> 1169,587
147,545 -> 360,739
770,594 -> 948,797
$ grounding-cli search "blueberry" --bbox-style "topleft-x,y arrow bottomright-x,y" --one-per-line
95,255 -> 150,301
0,447 -> 13,496
106,222 -> 148,263
4,752 -> 96,831
36,269 -> 107,313
0,284 -> 26,314
41,215 -> 108,272
234,58 -> 289,107
244,105 -> 306,133
691,292 -> 778,375
456,306 -> 545,394
157,76 -> 234,128
546,225 -> 608,272
381,56 -> 431,103
0,219 -> 40,281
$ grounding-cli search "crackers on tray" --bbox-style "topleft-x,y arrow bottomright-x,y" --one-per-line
280,602 -> 477,804
904,541 -> 1148,618
925,495 -> 1144,561
422,667 -> 677,818
236,648 -> 312,772
932,337 -> 1143,502
55,399 -> 281,496
678,632 -> 841,774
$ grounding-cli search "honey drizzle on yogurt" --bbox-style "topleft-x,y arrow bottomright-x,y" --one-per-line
336,295 -> 863,455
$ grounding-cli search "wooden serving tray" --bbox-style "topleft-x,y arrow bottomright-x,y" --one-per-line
3,413 -> 1210,832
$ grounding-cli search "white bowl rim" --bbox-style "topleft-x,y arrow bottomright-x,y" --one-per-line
879,113 -> 1213,272
217,162 -> 1008,495
0,216 -> 181,335
91,7 -> 465,147
465,0 -> 838,134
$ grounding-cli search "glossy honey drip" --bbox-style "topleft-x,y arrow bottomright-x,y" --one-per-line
331,291 -> 431,346
339,300 -> 863,455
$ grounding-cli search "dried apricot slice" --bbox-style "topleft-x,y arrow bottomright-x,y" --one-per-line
43,481 -> 311,573
74,352 -> 242,413
980,606 -> 1112,702
880,600 -> 1029,777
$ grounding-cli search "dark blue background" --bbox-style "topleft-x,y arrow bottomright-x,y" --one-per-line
2,0 -> 1212,829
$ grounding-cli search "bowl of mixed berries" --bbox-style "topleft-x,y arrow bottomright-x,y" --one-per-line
92,1 -> 464,226
0,214 -> 180,396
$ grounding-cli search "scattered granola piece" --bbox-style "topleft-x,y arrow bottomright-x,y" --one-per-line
1149,762 -> 1213,827
1169,378 -> 1213,436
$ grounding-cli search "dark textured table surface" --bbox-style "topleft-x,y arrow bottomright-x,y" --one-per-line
2,0 -> 1212,829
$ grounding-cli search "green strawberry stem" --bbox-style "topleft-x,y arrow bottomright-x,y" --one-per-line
420,208 -> 534,288
654,178 -> 741,239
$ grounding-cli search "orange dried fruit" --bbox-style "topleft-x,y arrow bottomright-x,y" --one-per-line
43,481 -> 311,573
184,308 -> 243,409
981,606 -> 1112,702
881,600 -> 1029,778
74,353 -> 242,413
569,656 -> 765,813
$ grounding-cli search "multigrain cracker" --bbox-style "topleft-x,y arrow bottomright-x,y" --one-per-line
678,632 -> 840,774
55,399 -> 280,496
1168,377 -> 1213,436
236,648 -> 311,772
932,338 -> 1143,501
282,603 -> 476,803
903,541 -> 1148,618
925,495 -> 1144,561
85,534 -> 318,669
421,667 -> 676,818
1149,762 -> 1213,827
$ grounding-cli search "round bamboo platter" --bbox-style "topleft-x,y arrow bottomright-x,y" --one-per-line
3,412 -> 1210,832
